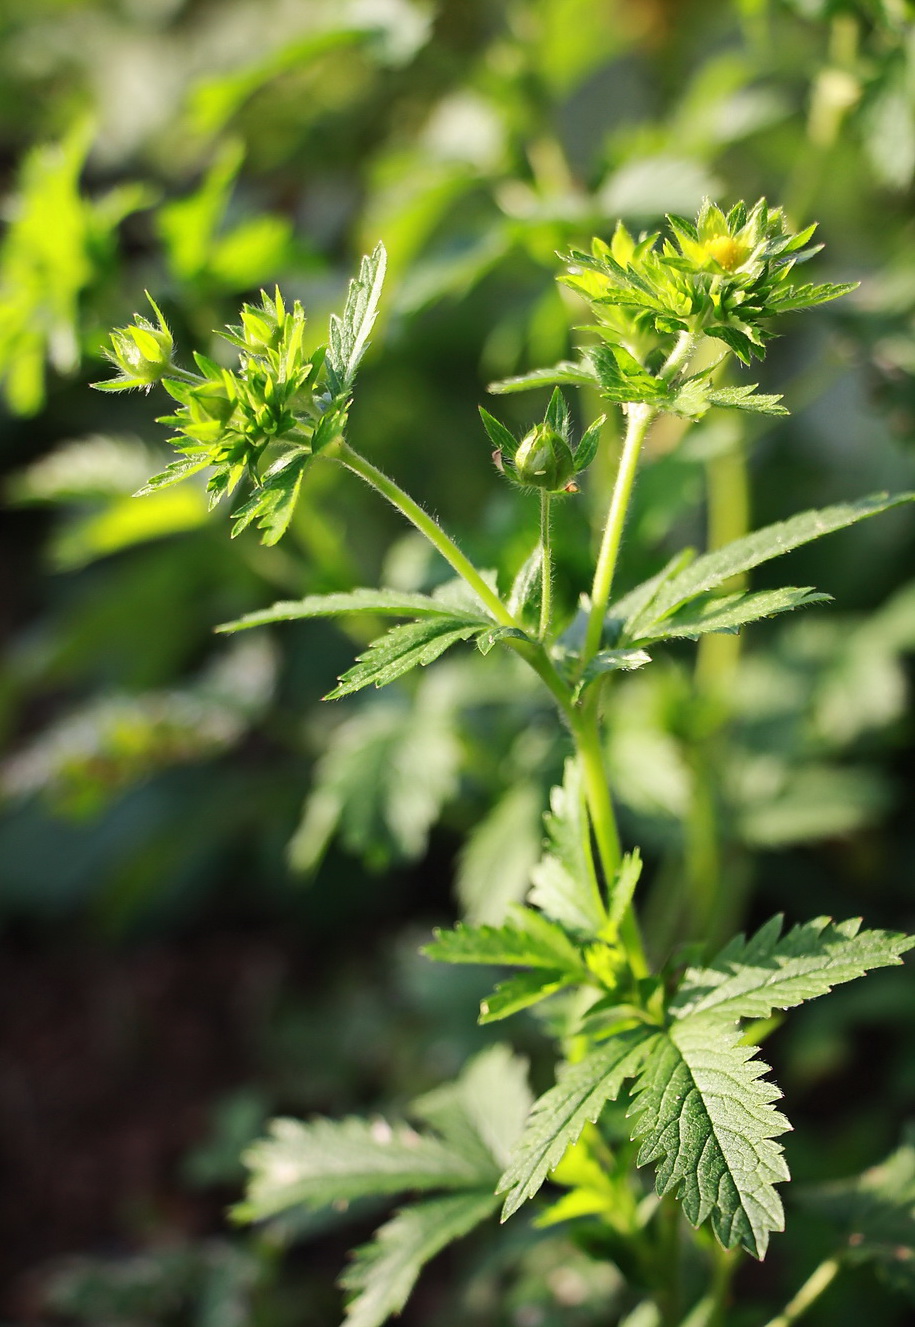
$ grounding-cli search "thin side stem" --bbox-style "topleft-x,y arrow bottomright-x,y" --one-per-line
539,490 -> 552,638
761,1256 -> 842,1327
334,441 -> 516,628
333,440 -> 575,720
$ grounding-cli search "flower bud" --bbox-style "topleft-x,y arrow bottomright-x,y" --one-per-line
101,296 -> 175,391
512,424 -> 576,492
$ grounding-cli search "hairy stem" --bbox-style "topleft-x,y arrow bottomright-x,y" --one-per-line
571,698 -> 648,977
333,440 -> 574,718
582,402 -> 653,662
335,441 -> 516,627
761,1256 -> 842,1327
539,490 -> 553,638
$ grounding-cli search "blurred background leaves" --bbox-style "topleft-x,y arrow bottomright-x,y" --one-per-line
1,0 -> 915,1323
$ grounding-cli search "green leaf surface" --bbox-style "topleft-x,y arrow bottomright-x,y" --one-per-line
327,618 -> 487,699
488,361 -> 599,394
216,587 -> 485,634
626,587 -> 830,644
229,452 -> 310,545
529,759 -> 607,935
575,648 -> 652,698
327,242 -> 387,395
411,1044 -> 532,1173
630,1017 -> 790,1257
238,1117 -> 480,1222
424,908 -> 586,974
627,493 -> 914,635
670,916 -> 915,1022
478,969 -> 575,1024
705,384 -> 789,415
498,1027 -> 657,1219
340,1191 -> 499,1327
456,782 -> 544,925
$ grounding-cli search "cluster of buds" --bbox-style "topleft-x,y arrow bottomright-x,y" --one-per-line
563,198 -> 855,364
480,388 -> 603,495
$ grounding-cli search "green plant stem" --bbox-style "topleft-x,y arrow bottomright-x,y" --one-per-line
761,1256 -> 842,1327
335,440 -> 516,627
582,330 -> 695,665
539,490 -> 552,638
332,439 -> 574,718
582,402 -> 653,662
571,698 -> 648,977
696,433 -> 750,695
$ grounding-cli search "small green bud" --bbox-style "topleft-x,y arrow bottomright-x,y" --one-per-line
98,294 -> 175,391
512,424 -> 576,492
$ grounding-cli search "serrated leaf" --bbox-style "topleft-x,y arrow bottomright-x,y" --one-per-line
630,493 -> 914,634
479,969 -> 575,1024
134,456 -> 210,495
705,385 -> 789,415
507,546 -> 543,625
626,587 -> 830,645
605,550 -> 694,645
327,242 -> 387,395
575,648 -> 652,698
629,1017 -> 790,1257
230,452 -> 310,545
411,1044 -> 533,1173
488,361 -> 598,394
456,782 -> 544,926
326,618 -> 487,699
588,343 -> 669,403
340,1191 -> 499,1327
238,1116 -> 480,1222
424,908 -> 586,974
670,916 -> 915,1022
767,280 -> 858,313
497,1027 -> 657,1219
476,624 -> 531,655
607,849 -> 643,933
216,587 -> 482,634
800,1128 -> 915,1299
529,759 -> 607,936
288,697 -> 459,873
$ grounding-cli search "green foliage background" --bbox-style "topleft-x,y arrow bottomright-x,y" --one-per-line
1,0 -> 915,1323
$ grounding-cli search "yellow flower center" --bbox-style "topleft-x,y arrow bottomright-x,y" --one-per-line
704,235 -> 748,272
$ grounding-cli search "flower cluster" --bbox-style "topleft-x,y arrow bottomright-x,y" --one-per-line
563,198 -> 856,363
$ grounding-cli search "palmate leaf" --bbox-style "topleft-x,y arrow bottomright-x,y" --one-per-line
629,1016 -> 790,1258
327,242 -> 387,395
670,915 -> 915,1022
529,758 -> 608,936
624,587 -> 831,645
498,1027 -> 657,1220
236,1116 -> 481,1222
340,1191 -> 499,1327
622,492 -> 914,640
